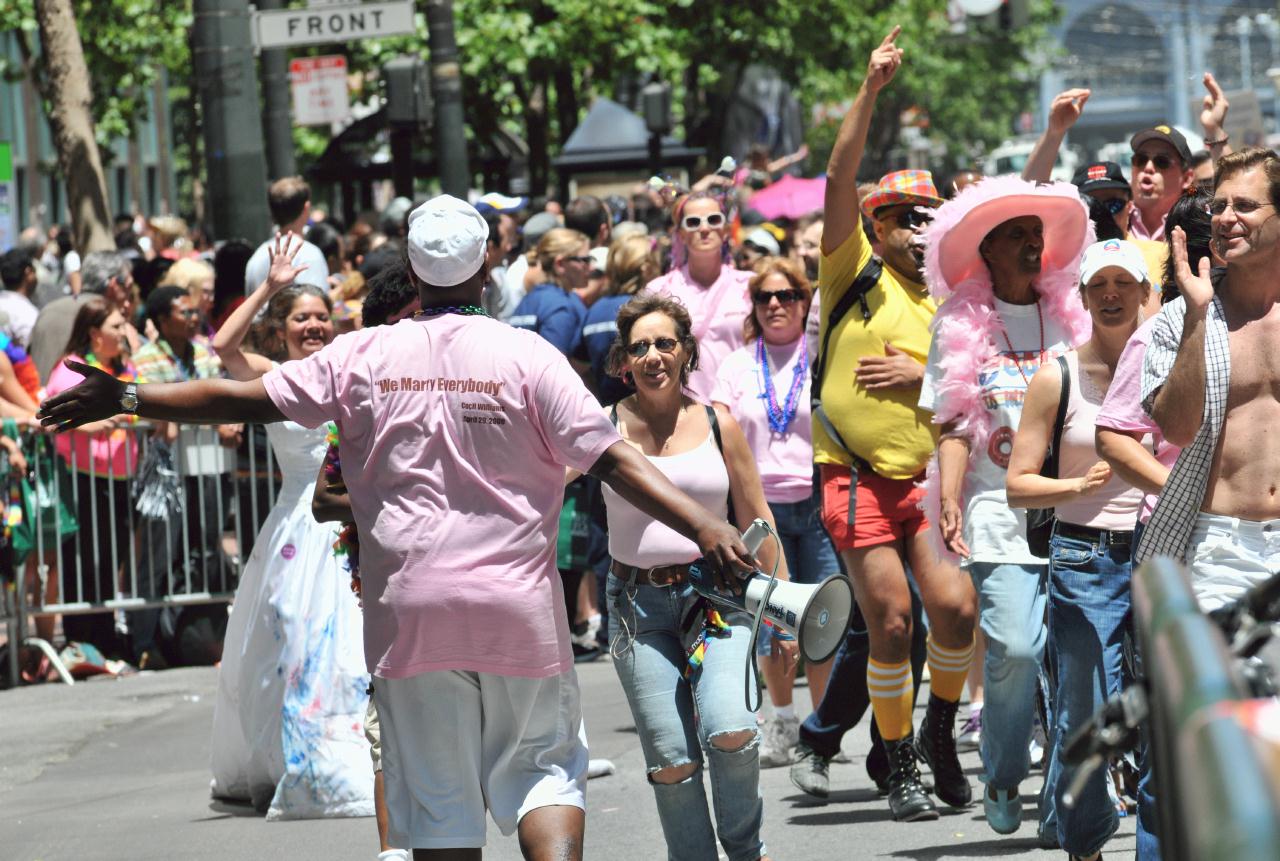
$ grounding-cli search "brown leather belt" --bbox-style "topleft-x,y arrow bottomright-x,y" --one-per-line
611,560 -> 691,587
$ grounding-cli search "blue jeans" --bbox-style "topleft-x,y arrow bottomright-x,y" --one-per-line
757,492 -> 840,656
1042,530 -> 1131,856
969,560 -> 1052,829
607,574 -> 764,861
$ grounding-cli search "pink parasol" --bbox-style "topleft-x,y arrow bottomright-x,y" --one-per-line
745,174 -> 827,220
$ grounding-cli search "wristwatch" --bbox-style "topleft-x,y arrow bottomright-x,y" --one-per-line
120,382 -> 139,415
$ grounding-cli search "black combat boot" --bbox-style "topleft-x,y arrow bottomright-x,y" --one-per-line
884,734 -> 938,822
915,694 -> 973,807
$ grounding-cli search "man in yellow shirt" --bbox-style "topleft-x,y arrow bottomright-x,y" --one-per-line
792,25 -> 977,824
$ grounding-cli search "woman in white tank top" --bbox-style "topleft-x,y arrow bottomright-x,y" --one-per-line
1005,239 -> 1150,861
599,292 -> 790,861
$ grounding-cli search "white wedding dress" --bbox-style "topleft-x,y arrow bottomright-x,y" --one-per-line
209,419 -> 373,820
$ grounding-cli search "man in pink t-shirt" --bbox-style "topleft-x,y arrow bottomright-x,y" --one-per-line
39,195 -> 753,860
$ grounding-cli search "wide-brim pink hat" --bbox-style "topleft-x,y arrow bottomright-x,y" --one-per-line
922,175 -> 1090,298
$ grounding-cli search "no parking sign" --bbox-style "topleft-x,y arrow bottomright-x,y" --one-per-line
290,55 -> 351,126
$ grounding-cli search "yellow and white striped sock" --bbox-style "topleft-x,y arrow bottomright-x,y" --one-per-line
867,658 -> 914,741
926,635 -> 975,703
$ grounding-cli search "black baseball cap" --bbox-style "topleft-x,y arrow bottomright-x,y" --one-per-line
1129,125 -> 1193,165
1072,161 -> 1130,194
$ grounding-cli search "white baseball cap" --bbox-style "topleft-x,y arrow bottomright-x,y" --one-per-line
1080,238 -> 1149,286
406,194 -> 490,287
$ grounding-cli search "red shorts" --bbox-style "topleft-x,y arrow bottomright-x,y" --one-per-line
819,464 -> 930,552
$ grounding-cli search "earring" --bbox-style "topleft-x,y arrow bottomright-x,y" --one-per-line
622,370 -> 634,386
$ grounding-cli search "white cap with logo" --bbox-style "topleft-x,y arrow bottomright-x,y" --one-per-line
1080,238 -> 1149,286
406,194 -> 490,287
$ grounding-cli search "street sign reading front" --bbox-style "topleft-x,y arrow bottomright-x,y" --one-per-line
254,1 -> 416,50
290,55 -> 351,126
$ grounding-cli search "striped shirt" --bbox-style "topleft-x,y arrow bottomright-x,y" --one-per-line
1135,295 -> 1231,564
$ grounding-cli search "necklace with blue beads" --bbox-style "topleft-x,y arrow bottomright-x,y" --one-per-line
414,304 -> 490,319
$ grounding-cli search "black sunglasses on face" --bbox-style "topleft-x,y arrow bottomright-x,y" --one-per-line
894,210 -> 933,229
1100,197 -> 1128,216
565,255 -> 593,265
681,213 -> 726,231
1132,152 -> 1176,171
626,337 -> 679,358
752,288 -> 804,306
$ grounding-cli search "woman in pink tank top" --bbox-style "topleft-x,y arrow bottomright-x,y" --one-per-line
599,292 -> 789,861
1005,238 -> 1150,861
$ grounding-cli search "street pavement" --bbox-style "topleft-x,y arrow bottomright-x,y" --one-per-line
1,661 -> 1134,860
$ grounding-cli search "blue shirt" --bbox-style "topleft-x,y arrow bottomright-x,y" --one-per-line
509,283 -> 587,357
580,294 -> 632,406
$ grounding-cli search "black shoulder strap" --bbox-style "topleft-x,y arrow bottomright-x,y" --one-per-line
705,405 -> 737,526
812,256 -> 883,392
1046,355 -> 1070,478
609,403 -> 619,426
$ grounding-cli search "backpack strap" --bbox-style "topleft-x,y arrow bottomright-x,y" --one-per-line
811,257 -> 883,471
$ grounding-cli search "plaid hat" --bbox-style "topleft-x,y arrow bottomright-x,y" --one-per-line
1130,125 -> 1193,165
1072,161 -> 1130,194
860,170 -> 944,218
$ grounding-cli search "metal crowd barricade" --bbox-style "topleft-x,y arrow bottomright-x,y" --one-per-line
4,422 -> 281,685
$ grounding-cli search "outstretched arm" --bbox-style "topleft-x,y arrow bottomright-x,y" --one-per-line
38,360 -> 284,430
1022,88 -> 1090,182
1200,72 -> 1232,162
823,25 -> 903,256
212,232 -> 310,381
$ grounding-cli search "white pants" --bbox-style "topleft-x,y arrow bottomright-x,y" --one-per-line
374,668 -> 588,849
1186,513 -> 1280,612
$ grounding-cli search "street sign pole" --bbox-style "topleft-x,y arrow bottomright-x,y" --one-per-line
193,0 -> 271,242
258,0 -> 298,180
425,0 -> 470,198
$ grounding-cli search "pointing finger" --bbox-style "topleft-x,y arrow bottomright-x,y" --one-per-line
881,25 -> 901,47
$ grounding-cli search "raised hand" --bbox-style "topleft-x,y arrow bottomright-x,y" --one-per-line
866,26 -> 903,94
1172,225 -> 1215,310
263,231 -> 309,294
1047,88 -> 1091,136
1200,72 -> 1229,136
36,360 -> 126,432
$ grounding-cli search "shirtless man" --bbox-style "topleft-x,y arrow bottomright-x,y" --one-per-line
1137,147 -> 1280,610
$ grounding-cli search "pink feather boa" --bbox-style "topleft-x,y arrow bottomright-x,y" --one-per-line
916,177 -> 1094,563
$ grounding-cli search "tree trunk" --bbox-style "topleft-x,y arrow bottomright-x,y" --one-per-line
33,0 -> 114,254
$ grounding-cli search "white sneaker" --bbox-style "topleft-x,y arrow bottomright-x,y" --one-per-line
1029,715 -> 1047,769
957,708 -> 982,753
377,850 -> 410,861
759,714 -> 799,768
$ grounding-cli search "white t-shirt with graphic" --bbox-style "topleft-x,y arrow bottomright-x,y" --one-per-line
920,298 -> 1072,566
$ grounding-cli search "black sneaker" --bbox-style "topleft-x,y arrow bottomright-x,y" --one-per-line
885,734 -> 939,821
789,742 -> 831,799
915,694 -> 973,808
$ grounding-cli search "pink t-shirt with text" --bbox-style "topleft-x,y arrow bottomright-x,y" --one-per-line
1095,316 -> 1181,523
648,264 -> 753,401
262,315 -> 621,680
711,339 -> 813,504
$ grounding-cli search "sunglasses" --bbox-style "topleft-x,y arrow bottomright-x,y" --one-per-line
752,288 -> 805,306
1099,197 -> 1128,216
1131,152 -> 1178,171
894,210 -> 933,229
1208,198 -> 1275,216
626,337 -> 680,358
565,255 -> 593,264
681,213 -> 726,231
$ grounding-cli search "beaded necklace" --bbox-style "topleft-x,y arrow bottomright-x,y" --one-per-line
755,336 -> 807,435
414,304 -> 490,319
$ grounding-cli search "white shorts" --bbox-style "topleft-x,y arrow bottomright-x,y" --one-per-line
374,668 -> 588,849
1187,512 -> 1280,612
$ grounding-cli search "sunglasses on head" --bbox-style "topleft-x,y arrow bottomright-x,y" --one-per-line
751,288 -> 804,306
626,337 -> 680,358
1131,152 -> 1177,171
680,212 -> 726,231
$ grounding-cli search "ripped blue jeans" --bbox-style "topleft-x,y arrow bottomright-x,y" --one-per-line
607,573 -> 764,861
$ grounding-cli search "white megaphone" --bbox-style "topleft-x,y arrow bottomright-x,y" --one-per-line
686,520 -> 853,663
